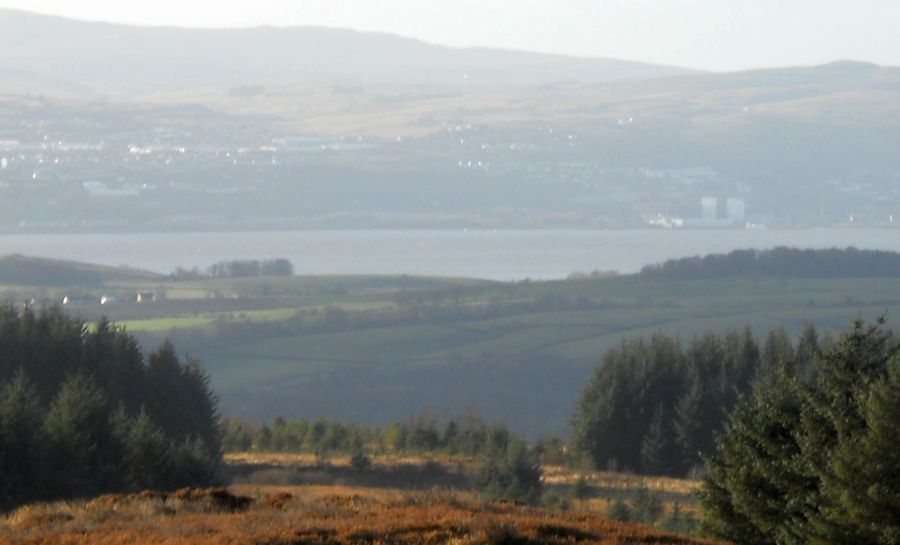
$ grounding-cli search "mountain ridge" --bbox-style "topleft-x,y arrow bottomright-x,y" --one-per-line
0,8 -> 699,95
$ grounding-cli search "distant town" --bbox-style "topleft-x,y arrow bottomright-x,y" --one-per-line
1,96 -> 895,233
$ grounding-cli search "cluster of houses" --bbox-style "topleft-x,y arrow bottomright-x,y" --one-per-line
62,291 -> 157,306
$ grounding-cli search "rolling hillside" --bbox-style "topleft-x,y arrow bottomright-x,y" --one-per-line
10,249 -> 898,437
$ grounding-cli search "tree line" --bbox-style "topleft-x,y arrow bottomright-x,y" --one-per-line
223,410 -> 538,460
171,258 -> 294,280
0,305 -> 221,511
640,247 -> 900,282
572,325 -> 824,477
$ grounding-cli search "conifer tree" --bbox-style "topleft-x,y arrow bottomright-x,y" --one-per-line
42,373 -> 116,498
607,497 -> 632,522
640,408 -> 675,475
758,327 -> 795,387
114,407 -> 172,491
672,370 -> 709,474
0,370 -> 43,508
821,365 -> 900,544
700,320 -> 900,545
796,320 -> 896,544
0,306 -> 222,508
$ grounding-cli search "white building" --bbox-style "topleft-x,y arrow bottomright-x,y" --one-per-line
726,198 -> 746,223
701,197 -> 718,221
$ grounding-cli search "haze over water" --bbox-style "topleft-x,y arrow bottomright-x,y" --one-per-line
2,229 -> 897,281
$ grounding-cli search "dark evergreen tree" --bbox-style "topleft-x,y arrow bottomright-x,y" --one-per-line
630,485 -> 665,525
42,373 -> 117,498
145,342 -> 221,459
758,327 -> 795,387
796,320 -> 896,544
607,497 -> 632,522
167,437 -> 219,488
113,407 -> 172,491
700,320 -> 900,545
474,438 -> 542,504
672,371 -> 707,474
640,408 -> 675,475
0,306 -> 221,509
0,370 -> 43,509
821,364 -> 900,544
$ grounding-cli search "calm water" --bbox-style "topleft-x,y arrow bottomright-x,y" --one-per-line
0,229 -> 897,281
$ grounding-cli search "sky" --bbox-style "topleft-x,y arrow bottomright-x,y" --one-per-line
0,0 -> 898,72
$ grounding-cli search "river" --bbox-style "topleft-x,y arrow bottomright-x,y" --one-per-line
0,229 -> 897,281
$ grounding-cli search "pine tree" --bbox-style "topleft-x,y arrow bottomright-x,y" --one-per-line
42,373 -> 117,498
758,327 -> 795,387
698,364 -> 808,545
820,365 -> 900,545
114,407 -> 172,491
631,485 -> 664,525
474,439 -> 542,504
168,437 -> 219,488
794,323 -> 820,384
672,371 -> 708,474
797,319 -> 897,544
640,408 -> 675,475
607,497 -> 632,522
698,398 -> 776,545
146,343 -> 221,458
700,320 -> 900,545
0,370 -> 43,508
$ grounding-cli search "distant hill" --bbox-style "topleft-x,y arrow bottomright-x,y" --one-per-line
0,9 -> 696,96
0,255 -> 163,286
1,10 -> 899,231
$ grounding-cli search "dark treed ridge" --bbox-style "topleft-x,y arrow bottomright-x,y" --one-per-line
640,247 -> 900,281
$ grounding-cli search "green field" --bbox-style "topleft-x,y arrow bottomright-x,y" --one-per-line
116,308 -> 300,332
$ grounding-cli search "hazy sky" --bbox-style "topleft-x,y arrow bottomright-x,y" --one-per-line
1,0 -> 898,71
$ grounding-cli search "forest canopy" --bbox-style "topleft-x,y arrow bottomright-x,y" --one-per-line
572,325 -> 823,477
0,305 -> 221,511
699,319 -> 900,545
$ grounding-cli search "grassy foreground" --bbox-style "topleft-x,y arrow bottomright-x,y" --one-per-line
0,452 -> 714,544
0,486 -> 724,545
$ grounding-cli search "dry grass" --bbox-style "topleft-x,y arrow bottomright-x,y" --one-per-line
543,465 -> 699,495
225,452 -> 701,516
0,486 -> 728,545
225,451 -> 477,470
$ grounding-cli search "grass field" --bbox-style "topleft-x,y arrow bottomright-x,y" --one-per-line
117,308 -> 300,332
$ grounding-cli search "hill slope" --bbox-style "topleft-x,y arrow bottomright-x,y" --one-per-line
0,255 -> 163,287
0,9 -> 696,95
